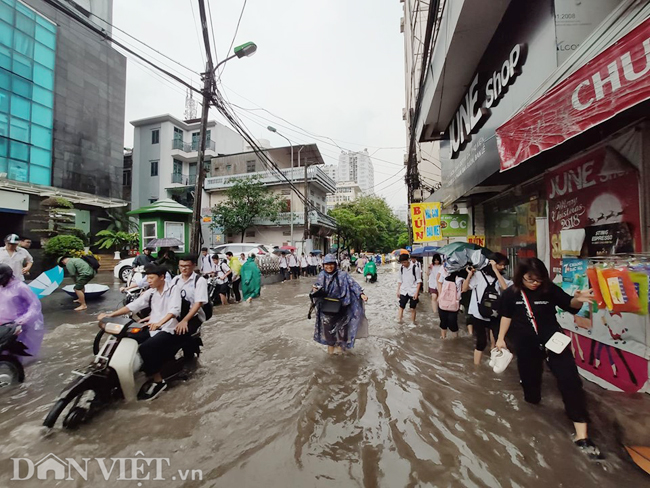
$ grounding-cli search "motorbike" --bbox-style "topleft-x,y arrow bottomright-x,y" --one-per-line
0,322 -> 28,388
43,316 -> 202,430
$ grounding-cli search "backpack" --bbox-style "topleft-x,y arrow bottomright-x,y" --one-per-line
400,264 -> 417,279
477,271 -> 500,319
439,277 -> 460,312
81,255 -> 100,271
178,275 -> 213,321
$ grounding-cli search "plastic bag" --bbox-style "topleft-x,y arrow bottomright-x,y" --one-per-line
629,271 -> 649,315
600,267 -> 640,313
586,267 -> 606,309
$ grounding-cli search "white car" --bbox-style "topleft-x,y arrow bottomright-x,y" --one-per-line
210,243 -> 270,259
114,257 -> 135,283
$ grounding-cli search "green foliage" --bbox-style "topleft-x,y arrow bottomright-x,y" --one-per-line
28,197 -> 76,239
329,196 -> 407,253
98,209 -> 139,233
94,230 -> 136,250
44,235 -> 84,258
69,228 -> 90,246
41,197 -> 74,209
210,176 -> 286,242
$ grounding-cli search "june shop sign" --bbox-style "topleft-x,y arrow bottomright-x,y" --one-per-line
411,203 -> 442,243
449,44 -> 526,158
441,214 -> 469,237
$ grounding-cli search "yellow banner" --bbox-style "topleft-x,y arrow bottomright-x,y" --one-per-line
410,202 -> 442,242
468,235 -> 486,247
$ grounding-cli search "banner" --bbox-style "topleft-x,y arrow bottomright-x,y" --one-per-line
498,17 -> 650,170
468,235 -> 486,247
545,147 -> 641,280
441,214 -> 469,237
411,203 -> 441,242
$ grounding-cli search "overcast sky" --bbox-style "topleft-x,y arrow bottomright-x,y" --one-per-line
113,0 -> 407,209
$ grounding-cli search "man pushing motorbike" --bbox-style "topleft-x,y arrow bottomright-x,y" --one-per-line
98,261 -> 205,401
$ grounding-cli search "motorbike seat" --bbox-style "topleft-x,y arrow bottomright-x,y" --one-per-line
0,323 -> 17,345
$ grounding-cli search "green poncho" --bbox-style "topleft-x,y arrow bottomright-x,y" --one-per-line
363,261 -> 377,276
241,257 -> 261,300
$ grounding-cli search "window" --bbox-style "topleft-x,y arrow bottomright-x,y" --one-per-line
282,231 -> 291,236
226,164 -> 232,172
245,230 -> 255,238
173,159 -> 182,174
122,169 -> 131,186
150,160 -> 158,176
246,160 -> 255,173
142,221 -> 157,247
173,127 -> 183,140
151,129 -> 159,144
165,221 -> 185,252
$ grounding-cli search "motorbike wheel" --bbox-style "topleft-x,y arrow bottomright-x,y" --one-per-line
43,388 -> 97,429
0,360 -> 22,388
93,330 -> 106,356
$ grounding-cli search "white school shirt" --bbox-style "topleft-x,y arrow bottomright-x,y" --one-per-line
172,274 -> 209,322
467,271 -> 500,321
127,282 -> 182,335
199,254 -> 214,274
300,256 -> 308,267
279,256 -> 288,268
428,264 -> 442,289
0,246 -> 33,282
288,254 -> 298,267
398,262 -> 423,297
215,261 -> 231,285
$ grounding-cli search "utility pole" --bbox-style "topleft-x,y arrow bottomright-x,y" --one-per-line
190,0 -> 215,255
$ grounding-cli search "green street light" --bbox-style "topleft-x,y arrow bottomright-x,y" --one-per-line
214,42 -> 258,72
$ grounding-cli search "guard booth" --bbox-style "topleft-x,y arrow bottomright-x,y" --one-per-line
127,199 -> 192,252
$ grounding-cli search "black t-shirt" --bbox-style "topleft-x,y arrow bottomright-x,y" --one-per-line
499,284 -> 577,344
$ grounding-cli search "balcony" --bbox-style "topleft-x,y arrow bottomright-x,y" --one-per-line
170,173 -> 197,186
205,166 -> 336,193
171,138 -> 217,157
253,210 -> 336,231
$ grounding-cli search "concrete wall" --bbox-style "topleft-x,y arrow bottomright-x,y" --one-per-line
132,124 -> 162,209
23,0 -> 126,200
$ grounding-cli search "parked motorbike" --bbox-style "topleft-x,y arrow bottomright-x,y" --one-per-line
0,322 -> 28,388
43,316 -> 202,429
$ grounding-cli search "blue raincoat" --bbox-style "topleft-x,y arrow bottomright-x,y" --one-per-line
313,269 -> 367,349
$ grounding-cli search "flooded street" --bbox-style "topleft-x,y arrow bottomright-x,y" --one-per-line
0,266 -> 647,487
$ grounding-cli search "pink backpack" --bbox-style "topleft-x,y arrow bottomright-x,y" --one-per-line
438,278 -> 460,312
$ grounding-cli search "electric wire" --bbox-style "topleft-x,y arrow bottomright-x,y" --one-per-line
218,0 -> 248,80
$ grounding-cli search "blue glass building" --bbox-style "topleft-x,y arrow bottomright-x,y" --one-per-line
0,0 -> 55,186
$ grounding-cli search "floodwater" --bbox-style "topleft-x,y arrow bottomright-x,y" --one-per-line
0,265 -> 647,487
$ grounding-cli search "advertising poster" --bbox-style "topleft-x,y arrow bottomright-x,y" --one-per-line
441,214 -> 469,237
411,203 -> 441,243
564,331 -> 649,393
545,148 -> 641,280
468,235 -> 486,247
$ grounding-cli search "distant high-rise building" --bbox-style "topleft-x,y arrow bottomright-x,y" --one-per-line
322,164 -> 337,183
337,149 -> 374,195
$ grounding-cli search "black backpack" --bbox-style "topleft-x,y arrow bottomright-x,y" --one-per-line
81,255 -> 100,271
178,275 -> 213,321
477,271 -> 500,319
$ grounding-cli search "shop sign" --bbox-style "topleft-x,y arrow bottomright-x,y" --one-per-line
411,203 -> 442,243
545,147 -> 641,279
449,44 -> 526,158
468,235 -> 486,247
441,214 -> 469,237
498,17 -> 650,170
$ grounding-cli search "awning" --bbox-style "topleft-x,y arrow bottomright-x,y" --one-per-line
0,177 -> 128,208
497,0 -> 650,171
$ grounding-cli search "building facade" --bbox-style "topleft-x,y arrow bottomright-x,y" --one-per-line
205,144 -> 336,253
337,149 -> 375,195
322,164 -> 337,183
0,0 -> 127,236
414,0 -> 650,394
326,181 -> 362,211
129,114 -> 247,210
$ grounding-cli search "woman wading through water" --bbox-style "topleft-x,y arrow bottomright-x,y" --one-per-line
497,258 -> 602,459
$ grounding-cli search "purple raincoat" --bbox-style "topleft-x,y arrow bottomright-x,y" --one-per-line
0,278 -> 45,364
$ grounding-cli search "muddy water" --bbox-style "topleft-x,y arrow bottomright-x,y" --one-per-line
0,266 -> 647,487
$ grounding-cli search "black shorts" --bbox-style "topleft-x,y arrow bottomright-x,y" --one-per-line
399,294 -> 419,309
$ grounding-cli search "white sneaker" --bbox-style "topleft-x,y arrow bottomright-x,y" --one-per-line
488,347 -> 499,368
492,348 -> 513,374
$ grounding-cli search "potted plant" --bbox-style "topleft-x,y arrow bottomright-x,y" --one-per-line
95,230 -> 131,259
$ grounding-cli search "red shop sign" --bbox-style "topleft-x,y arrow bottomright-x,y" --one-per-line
497,17 -> 650,171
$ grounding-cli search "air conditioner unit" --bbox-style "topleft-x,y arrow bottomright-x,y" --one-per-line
412,189 -> 423,201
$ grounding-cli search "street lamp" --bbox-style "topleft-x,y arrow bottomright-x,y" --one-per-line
267,126 -> 294,246
191,41 -> 257,254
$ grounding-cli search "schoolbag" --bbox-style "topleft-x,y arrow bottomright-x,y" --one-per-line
177,275 -> 213,321
81,255 -> 100,271
439,277 -> 460,312
400,264 -> 417,279
477,271 -> 500,319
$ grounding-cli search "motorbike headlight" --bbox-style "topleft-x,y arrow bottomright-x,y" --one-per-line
104,322 -> 124,335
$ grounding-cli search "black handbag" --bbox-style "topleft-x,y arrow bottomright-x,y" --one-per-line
320,274 -> 342,315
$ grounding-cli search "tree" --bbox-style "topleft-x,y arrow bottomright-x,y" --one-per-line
329,196 -> 407,253
210,176 -> 286,242
28,197 -> 77,244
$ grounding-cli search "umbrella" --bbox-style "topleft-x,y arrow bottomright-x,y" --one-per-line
62,284 -> 110,299
411,246 -> 440,257
311,250 -> 323,254
444,248 -> 491,273
146,237 -> 184,248
393,249 -> 409,256
438,242 -> 483,255
28,266 -> 64,299
273,249 -> 290,255
280,245 -> 296,251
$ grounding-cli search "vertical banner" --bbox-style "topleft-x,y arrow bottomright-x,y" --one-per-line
411,203 -> 442,242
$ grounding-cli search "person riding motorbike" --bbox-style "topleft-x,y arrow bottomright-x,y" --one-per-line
98,263 -> 184,401
0,264 -> 45,365
363,259 -> 377,283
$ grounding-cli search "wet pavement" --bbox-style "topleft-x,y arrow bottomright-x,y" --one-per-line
0,265 -> 648,487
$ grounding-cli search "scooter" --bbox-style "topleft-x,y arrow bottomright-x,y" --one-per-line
43,316 -> 202,430
0,322 -> 28,388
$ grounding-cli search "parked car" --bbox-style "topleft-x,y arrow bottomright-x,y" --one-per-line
210,243 -> 270,259
114,257 -> 135,283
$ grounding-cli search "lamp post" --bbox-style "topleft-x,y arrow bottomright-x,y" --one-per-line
190,41 -> 257,254
267,126 -> 294,246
